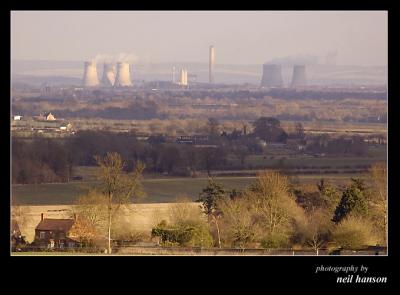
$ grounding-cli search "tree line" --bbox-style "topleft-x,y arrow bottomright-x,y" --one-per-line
64,153 -> 386,252
12,117 -> 370,184
152,164 -> 387,250
11,117 -> 287,184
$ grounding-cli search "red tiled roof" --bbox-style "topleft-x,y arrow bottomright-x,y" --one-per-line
35,218 -> 75,232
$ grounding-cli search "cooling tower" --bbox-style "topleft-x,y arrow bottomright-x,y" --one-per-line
260,64 -> 283,87
209,45 -> 215,83
290,65 -> 307,87
101,63 -> 116,86
114,62 -> 132,87
82,61 -> 99,87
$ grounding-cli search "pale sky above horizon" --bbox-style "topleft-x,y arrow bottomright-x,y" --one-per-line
11,11 -> 388,66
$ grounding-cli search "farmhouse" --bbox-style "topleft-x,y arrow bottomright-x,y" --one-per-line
11,114 -> 75,137
33,214 -> 80,249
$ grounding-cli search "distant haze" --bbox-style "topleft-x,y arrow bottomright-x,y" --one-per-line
11,11 -> 387,66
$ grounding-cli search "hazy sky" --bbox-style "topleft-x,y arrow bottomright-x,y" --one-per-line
11,11 -> 387,66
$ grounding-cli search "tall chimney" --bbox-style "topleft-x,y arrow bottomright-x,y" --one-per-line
209,45 -> 215,83
82,61 -> 99,87
290,65 -> 307,87
172,66 -> 176,84
114,62 -> 132,87
41,213 -> 44,221
260,64 -> 284,87
101,63 -> 116,86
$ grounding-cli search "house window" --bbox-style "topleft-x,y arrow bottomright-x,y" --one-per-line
39,231 -> 46,239
60,242 -> 64,249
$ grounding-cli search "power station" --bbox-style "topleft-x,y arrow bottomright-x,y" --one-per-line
290,65 -> 307,87
82,61 -> 100,87
81,48 -> 311,88
114,62 -> 132,87
209,45 -> 215,83
260,64 -> 283,87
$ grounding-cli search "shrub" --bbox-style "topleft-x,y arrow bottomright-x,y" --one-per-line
332,216 -> 378,249
261,232 -> 290,248
151,221 -> 213,248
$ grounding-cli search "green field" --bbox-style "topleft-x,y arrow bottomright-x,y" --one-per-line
12,174 -> 365,205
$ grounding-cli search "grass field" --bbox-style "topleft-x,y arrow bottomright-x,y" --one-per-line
12,174 -> 366,205
242,155 -> 385,167
13,145 -> 385,206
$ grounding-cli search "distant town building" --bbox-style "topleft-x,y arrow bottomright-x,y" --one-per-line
13,115 -> 22,121
176,135 -> 216,147
12,114 -> 74,137
59,123 -> 73,131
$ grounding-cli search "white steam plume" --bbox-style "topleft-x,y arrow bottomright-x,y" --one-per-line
91,52 -> 139,64
267,54 -> 319,66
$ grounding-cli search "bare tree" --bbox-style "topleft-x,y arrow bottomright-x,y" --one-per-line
11,201 -> 32,238
169,196 -> 203,225
305,208 -> 332,254
247,171 -> 303,237
71,190 -> 108,245
94,152 -> 145,253
69,214 -> 99,246
218,197 -> 257,249
368,163 -> 387,244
